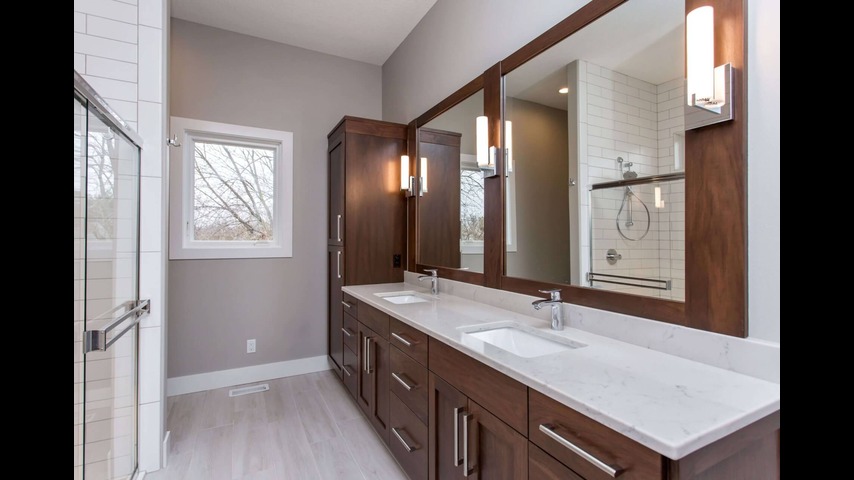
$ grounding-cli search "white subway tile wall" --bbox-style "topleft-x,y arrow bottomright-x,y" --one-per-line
576,60 -> 685,301
74,0 -> 166,475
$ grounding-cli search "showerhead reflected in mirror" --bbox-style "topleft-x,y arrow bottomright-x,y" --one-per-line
418,89 -> 485,273
503,0 -> 686,301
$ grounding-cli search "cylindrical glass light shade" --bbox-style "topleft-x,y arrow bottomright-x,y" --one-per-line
476,116 -> 489,167
687,6 -> 714,104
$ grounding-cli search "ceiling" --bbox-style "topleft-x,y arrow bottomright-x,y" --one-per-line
506,0 -> 684,110
170,0 -> 437,66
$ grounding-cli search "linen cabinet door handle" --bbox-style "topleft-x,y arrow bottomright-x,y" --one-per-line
336,251 -> 341,279
538,424 -> 623,478
336,214 -> 341,242
462,412 -> 474,477
453,407 -> 464,467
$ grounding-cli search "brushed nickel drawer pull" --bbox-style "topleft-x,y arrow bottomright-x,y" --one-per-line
538,424 -> 623,478
391,372 -> 417,391
341,301 -> 353,309
342,366 -> 352,377
391,427 -> 419,452
341,327 -> 354,337
391,332 -> 416,347
462,412 -> 474,477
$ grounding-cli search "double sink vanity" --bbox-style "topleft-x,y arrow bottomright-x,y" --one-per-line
334,275 -> 779,480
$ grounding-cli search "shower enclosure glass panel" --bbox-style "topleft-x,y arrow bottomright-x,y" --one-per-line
75,73 -> 143,480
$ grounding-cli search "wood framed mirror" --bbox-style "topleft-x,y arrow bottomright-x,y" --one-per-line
407,0 -> 746,337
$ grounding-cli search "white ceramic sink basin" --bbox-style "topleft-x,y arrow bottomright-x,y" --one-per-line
374,291 -> 432,304
460,323 -> 585,358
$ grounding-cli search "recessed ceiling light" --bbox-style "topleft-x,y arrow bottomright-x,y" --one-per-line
558,87 -> 569,94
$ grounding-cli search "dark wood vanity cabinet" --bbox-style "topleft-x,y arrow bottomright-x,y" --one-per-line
326,116 -> 407,376
357,321 -> 391,443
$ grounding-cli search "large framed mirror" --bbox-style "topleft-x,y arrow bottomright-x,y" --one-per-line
407,0 -> 747,336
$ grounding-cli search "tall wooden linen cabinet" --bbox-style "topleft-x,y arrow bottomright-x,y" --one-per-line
327,116 -> 407,377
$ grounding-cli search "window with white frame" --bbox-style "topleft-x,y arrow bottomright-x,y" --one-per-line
169,117 -> 293,259
460,153 -> 484,254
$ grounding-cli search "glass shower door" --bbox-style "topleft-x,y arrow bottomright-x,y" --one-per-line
75,79 -> 146,480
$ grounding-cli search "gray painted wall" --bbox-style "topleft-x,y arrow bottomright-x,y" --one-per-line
383,0 -> 780,343
168,19 -> 382,377
505,97 -> 570,283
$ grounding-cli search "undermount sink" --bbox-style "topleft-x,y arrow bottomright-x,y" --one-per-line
374,291 -> 432,305
460,323 -> 585,358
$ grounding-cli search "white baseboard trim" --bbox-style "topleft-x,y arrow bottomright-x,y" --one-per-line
162,431 -> 170,468
166,355 -> 331,396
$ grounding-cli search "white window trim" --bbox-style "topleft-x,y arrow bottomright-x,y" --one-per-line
169,116 -> 293,260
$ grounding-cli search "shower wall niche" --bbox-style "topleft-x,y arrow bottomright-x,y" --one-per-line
569,60 -> 686,301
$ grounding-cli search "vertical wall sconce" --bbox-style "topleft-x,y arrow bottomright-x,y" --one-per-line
420,157 -> 428,195
476,115 -> 498,177
654,186 -> 665,208
685,6 -> 733,129
401,155 -> 415,197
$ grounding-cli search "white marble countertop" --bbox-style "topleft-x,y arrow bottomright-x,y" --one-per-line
342,282 -> 780,460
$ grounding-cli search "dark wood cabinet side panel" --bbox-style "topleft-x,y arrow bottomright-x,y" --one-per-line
429,338 -> 527,435
344,133 -> 406,286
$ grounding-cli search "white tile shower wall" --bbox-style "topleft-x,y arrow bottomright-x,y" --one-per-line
574,60 -> 685,300
403,271 -> 780,383
74,0 -> 167,474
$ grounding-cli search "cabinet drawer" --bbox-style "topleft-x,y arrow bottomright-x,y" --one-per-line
529,389 -> 663,480
429,337 -> 527,435
389,393 -> 428,480
529,443 -> 584,480
389,317 -> 428,366
342,292 -> 359,317
359,303 -> 389,339
342,312 -> 358,352
342,344 -> 358,400
390,345 -> 428,424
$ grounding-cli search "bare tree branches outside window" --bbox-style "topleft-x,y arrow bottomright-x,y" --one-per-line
86,130 -> 116,240
460,169 -> 485,242
193,141 -> 276,241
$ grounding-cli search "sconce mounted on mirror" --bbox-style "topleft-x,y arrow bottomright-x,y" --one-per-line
476,116 -> 499,178
685,6 -> 733,130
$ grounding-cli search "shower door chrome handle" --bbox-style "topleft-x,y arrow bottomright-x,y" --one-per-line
84,299 -> 151,353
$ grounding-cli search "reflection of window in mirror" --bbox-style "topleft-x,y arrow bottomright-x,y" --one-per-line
460,153 -> 484,255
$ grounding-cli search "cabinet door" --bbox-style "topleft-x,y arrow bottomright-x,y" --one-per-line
358,323 -> 390,443
465,400 -> 528,480
328,139 -> 344,245
327,245 -> 344,375
428,374 -> 468,480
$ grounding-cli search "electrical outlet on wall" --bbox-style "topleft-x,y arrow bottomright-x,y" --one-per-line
247,339 -> 256,353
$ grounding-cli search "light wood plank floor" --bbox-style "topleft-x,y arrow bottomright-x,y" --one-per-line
146,371 -> 408,480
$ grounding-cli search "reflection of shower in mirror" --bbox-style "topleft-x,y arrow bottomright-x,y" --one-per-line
616,157 -> 650,242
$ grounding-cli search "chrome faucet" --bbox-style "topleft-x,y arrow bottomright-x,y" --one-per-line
418,269 -> 439,295
532,288 -> 564,331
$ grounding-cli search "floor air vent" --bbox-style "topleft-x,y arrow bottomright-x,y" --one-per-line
228,383 -> 270,397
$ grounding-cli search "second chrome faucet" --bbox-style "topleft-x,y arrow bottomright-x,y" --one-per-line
532,288 -> 564,330
418,268 -> 439,295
